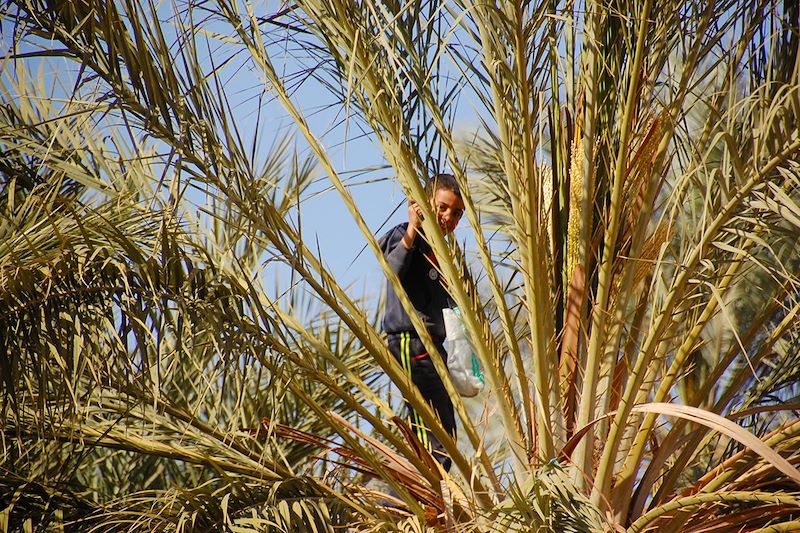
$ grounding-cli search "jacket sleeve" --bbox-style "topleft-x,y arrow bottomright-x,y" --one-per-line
379,225 -> 414,279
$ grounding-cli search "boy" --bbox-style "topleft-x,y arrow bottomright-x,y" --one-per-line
378,173 -> 465,472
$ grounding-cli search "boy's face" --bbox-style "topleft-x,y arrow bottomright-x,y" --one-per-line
431,188 -> 465,235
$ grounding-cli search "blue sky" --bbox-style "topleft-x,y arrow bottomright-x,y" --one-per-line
0,2 -> 483,305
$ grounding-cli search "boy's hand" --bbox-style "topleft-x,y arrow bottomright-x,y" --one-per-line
408,200 -> 424,229
403,200 -> 423,249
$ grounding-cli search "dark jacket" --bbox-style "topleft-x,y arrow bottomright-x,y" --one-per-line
379,222 -> 450,340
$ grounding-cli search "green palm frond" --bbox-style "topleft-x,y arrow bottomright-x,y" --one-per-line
82,478 -> 346,533
490,461 -> 606,533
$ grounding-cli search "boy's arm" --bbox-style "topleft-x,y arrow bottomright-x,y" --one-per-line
382,227 -> 414,278
382,201 -> 423,277
401,200 -> 423,249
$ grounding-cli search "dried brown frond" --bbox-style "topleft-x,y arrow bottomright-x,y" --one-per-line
560,264 -> 585,439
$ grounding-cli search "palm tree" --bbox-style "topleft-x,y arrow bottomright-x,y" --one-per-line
2,0 -> 800,531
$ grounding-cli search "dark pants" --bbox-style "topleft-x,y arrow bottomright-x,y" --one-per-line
387,332 -> 455,471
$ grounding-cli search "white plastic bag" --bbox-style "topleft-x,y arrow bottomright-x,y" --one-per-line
442,307 -> 484,397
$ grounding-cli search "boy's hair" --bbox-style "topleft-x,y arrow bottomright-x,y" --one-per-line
424,173 -> 461,198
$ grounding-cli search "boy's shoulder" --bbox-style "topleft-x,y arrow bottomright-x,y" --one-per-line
379,222 -> 409,244
389,221 -> 409,234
